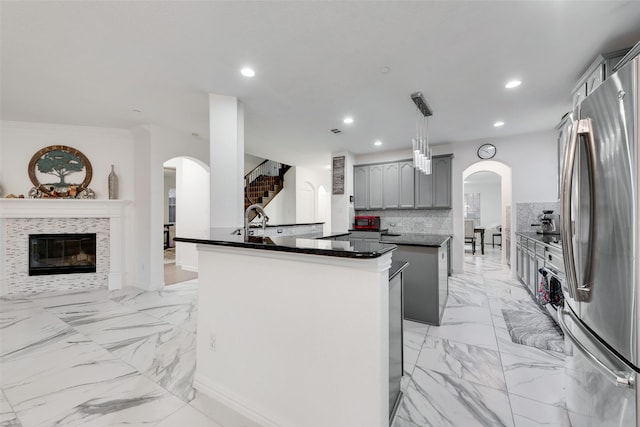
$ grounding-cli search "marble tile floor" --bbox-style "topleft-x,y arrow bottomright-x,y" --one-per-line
1,246 -> 570,427
394,246 -> 570,427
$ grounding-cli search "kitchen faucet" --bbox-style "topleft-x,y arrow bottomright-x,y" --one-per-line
244,204 -> 269,238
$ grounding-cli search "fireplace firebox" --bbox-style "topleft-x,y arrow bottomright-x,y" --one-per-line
29,233 -> 97,276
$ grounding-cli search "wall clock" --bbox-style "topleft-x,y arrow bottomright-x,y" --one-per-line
477,143 -> 496,160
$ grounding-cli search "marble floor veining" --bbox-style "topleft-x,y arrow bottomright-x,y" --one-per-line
0,247 -> 570,426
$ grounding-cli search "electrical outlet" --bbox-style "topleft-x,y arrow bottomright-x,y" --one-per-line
209,334 -> 216,351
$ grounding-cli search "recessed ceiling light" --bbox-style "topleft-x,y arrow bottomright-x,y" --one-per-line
505,80 -> 521,89
240,67 -> 255,77
343,117 -> 354,124
494,121 -> 505,127
374,140 -> 382,146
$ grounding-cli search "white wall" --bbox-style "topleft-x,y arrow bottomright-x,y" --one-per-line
244,153 -> 264,175
0,121 -> 135,200
435,129 -> 556,272
464,178 -> 502,229
263,168 -> 296,224
174,158 -> 210,272
296,166 -> 331,231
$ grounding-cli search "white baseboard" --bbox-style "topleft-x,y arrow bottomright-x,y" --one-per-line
193,374 -> 291,427
180,264 -> 198,272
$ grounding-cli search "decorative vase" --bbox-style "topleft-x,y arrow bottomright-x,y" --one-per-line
108,165 -> 118,199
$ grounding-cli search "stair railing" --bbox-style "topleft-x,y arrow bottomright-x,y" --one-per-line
244,160 -> 290,206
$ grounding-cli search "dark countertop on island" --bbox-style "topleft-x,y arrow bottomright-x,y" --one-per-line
379,233 -> 450,247
174,231 -> 397,259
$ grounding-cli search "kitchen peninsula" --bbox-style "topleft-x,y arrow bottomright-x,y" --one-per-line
174,231 -> 399,427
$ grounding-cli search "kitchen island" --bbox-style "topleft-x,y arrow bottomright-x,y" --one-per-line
174,231 -> 398,427
380,234 -> 451,325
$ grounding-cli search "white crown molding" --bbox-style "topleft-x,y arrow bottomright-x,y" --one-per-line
0,199 -> 131,218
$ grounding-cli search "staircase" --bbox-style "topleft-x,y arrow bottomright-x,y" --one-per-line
245,160 -> 291,221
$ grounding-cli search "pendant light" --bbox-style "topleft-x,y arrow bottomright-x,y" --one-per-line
411,92 -> 433,175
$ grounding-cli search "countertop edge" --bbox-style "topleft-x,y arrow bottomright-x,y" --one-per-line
174,237 -> 397,259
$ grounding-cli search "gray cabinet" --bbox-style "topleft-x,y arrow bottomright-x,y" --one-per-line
354,156 -> 451,210
354,166 -> 368,210
368,164 -> 384,209
432,156 -> 452,208
415,166 -> 433,208
415,154 -> 452,209
395,243 -> 448,325
383,162 -> 400,209
399,161 -> 415,208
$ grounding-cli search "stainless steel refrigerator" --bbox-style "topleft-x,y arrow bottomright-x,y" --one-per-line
558,52 -> 639,426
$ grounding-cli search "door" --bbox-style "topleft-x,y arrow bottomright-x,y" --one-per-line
564,57 -> 638,366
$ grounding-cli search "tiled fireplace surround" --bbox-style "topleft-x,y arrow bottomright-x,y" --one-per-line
0,199 -> 129,295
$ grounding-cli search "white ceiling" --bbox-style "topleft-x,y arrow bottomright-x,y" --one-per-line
2,1 -> 640,170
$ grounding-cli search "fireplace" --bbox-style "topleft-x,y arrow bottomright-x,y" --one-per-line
29,233 -> 97,276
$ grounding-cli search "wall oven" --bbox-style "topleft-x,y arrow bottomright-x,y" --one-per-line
354,216 -> 381,230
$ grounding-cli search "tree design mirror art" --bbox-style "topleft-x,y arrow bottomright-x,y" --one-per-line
28,145 -> 93,198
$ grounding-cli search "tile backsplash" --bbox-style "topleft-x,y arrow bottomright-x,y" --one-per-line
356,210 -> 453,235
516,202 -> 560,232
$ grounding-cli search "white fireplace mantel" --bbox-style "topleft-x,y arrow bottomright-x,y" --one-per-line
0,199 -> 130,219
0,199 -> 131,295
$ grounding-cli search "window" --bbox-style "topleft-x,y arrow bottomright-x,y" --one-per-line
168,188 -> 176,223
464,192 -> 481,226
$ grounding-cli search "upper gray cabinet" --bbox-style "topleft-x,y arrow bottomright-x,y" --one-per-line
571,48 -> 630,109
432,155 -> 452,208
368,164 -> 384,209
415,155 -> 452,209
383,162 -> 400,209
399,161 -> 415,208
354,155 -> 452,210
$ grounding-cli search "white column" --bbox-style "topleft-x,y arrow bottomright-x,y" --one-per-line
209,94 -> 244,228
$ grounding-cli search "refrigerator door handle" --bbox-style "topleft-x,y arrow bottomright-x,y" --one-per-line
558,309 -> 635,388
561,119 -> 579,300
561,118 -> 596,302
576,118 -> 597,300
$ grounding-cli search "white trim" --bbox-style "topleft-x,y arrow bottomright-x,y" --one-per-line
0,199 -> 130,218
194,374 -> 292,427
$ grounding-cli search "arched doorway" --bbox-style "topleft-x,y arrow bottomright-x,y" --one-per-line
461,161 -> 512,271
163,157 -> 210,286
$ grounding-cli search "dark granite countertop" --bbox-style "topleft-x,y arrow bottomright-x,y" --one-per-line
174,231 -> 396,259
516,232 -> 562,246
389,260 -> 409,280
379,233 -> 451,247
249,222 -> 324,228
